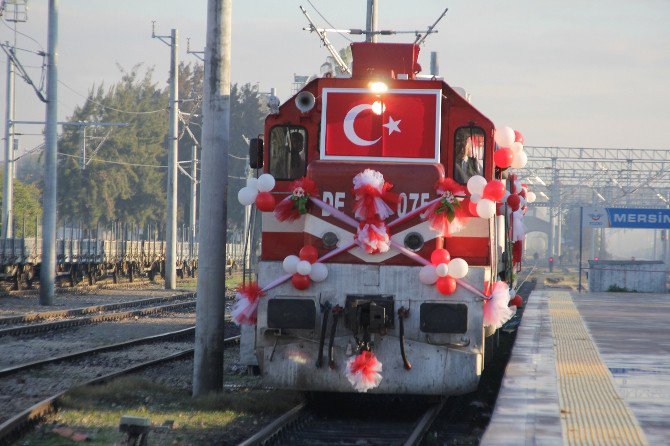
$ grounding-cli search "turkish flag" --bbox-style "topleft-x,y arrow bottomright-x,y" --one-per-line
322,89 -> 441,160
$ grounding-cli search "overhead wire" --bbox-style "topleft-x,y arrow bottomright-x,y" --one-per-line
58,152 -> 248,179
58,79 -> 168,115
305,0 -> 354,43
0,17 -> 44,50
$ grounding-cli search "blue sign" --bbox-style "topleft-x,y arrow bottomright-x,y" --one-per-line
606,208 -> 670,229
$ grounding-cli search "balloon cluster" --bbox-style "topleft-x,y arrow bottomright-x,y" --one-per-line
282,245 -> 328,290
504,174 -> 536,212
493,126 -> 527,169
466,175 -> 506,219
237,173 -> 277,212
419,249 -> 469,295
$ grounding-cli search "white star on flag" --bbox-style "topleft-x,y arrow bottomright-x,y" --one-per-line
383,116 -> 401,135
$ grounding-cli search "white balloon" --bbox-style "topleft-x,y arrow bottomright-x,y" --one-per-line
467,175 -> 487,195
511,151 -> 528,169
494,126 -> 515,148
519,196 -> 527,207
309,263 -> 328,282
282,255 -> 300,274
257,173 -> 276,192
510,141 -> 524,154
419,265 -> 438,285
296,260 -> 312,276
246,177 -> 259,189
470,193 -> 482,203
526,191 -> 536,203
448,258 -> 469,279
476,199 -> 496,219
503,191 -> 511,202
238,186 -> 258,206
514,180 -> 522,193
436,263 -> 449,277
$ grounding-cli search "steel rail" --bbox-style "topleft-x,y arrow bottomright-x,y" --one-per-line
0,300 -> 196,337
238,399 -> 445,446
1,277 -> 154,296
0,292 -> 194,325
0,335 -> 240,445
0,326 -> 196,378
237,403 -> 307,446
404,399 -> 446,446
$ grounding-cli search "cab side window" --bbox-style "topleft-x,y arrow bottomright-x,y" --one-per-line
453,127 -> 485,184
269,126 -> 307,180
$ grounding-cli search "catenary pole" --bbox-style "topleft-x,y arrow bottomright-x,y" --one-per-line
190,144 -> 197,248
165,28 -> 179,290
193,0 -> 231,396
366,0 -> 378,43
40,0 -> 58,305
2,43 -> 15,239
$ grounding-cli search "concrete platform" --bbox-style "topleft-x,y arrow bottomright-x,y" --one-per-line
482,290 -> 669,445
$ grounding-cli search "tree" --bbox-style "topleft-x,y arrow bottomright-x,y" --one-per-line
57,66 -> 168,230
0,172 -> 42,237
227,83 -> 268,232
56,63 -> 268,236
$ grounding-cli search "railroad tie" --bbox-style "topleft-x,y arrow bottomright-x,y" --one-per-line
548,292 -> 647,446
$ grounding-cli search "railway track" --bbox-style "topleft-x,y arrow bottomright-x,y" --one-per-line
0,334 -> 240,444
0,294 -> 196,337
239,396 -> 446,446
0,276 -> 187,296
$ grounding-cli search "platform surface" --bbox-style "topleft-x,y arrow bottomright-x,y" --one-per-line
482,289 -> 669,445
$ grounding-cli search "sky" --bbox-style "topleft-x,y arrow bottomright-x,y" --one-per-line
1,0 -> 669,158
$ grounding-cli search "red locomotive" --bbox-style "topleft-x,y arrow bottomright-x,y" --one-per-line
238,41 -> 523,395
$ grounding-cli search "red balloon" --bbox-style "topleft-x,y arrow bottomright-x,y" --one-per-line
514,130 -> 524,144
494,148 -> 514,169
467,199 -> 478,216
507,194 -> 521,211
483,180 -> 506,202
436,276 -> 457,295
509,294 -> 523,308
430,249 -> 451,266
255,192 -> 276,212
291,273 -> 311,290
299,245 -> 319,264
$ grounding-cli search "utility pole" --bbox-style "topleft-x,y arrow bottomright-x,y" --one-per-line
40,0 -> 58,306
2,43 -> 15,239
366,0 -> 378,43
1,2 -> 26,240
153,25 -> 179,290
193,0 -> 231,396
190,144 -> 197,248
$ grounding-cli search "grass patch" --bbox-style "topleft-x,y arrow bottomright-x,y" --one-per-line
20,376 -> 301,445
225,272 -> 244,290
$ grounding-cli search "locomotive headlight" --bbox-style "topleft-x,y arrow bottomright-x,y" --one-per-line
404,232 -> 424,252
371,101 -> 386,115
369,81 -> 388,94
322,231 -> 339,249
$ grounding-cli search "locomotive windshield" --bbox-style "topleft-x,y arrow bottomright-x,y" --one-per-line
269,125 -> 307,180
453,126 -> 485,184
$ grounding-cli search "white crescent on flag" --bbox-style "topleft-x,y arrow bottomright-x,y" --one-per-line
343,104 -> 381,147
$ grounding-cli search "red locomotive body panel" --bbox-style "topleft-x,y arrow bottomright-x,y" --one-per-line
261,42 -> 496,268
